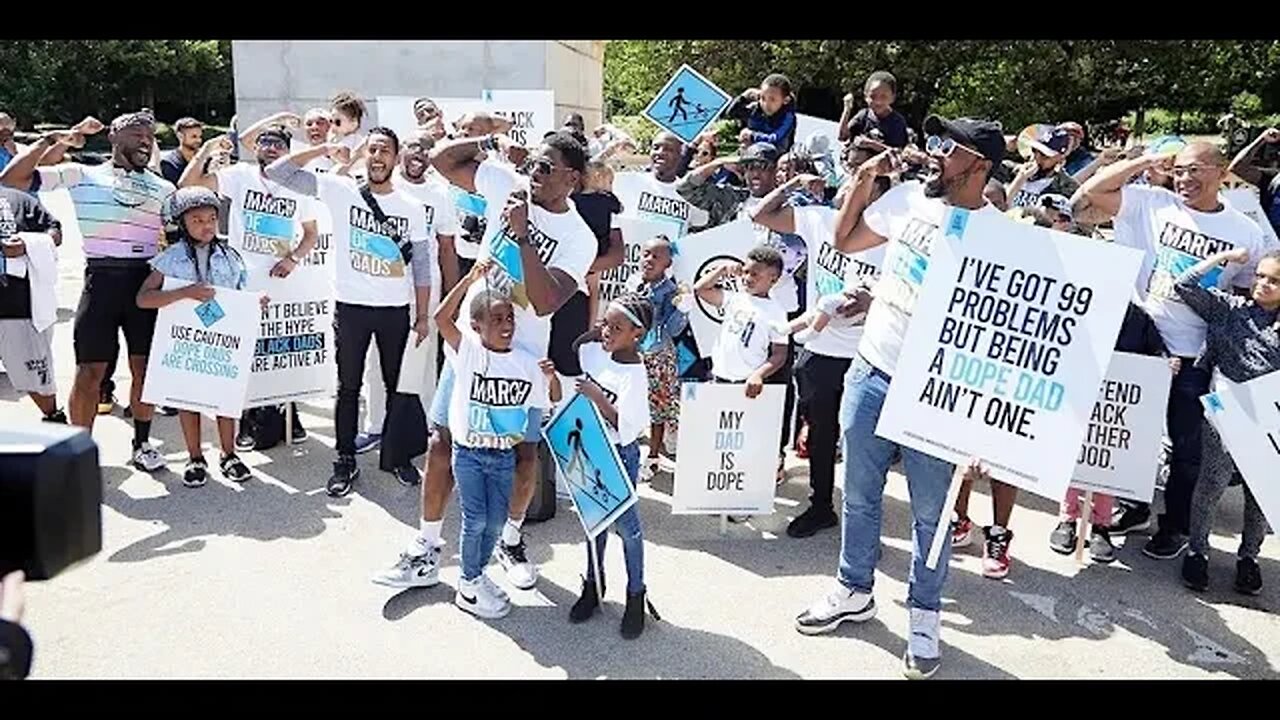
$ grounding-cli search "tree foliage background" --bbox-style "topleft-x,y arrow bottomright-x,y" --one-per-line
605,40 -> 1280,142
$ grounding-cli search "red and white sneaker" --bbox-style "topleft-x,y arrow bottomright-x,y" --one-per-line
951,516 -> 975,549
982,526 -> 1014,579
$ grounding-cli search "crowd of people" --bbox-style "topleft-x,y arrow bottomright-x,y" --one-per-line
2,65 -> 1278,680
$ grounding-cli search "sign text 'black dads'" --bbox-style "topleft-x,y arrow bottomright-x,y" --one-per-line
253,299 -> 330,372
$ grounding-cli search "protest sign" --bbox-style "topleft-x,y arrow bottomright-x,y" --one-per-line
482,89 -> 556,147
796,114 -> 841,153
672,383 -> 785,515
1223,188 -> 1280,251
643,65 -> 732,144
1068,352 -> 1171,503
594,216 -> 672,322
1202,372 -> 1280,529
143,281 -> 260,417
542,392 -> 638,540
246,279 -> 335,407
875,209 -> 1142,502
375,96 -> 486,145
670,219 -> 759,357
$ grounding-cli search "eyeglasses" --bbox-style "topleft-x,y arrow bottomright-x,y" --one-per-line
1171,164 -> 1219,178
740,160 -> 770,171
256,136 -> 287,149
926,135 -> 984,160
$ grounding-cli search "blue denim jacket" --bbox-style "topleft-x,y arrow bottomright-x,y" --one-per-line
149,239 -> 248,290
637,275 -> 688,353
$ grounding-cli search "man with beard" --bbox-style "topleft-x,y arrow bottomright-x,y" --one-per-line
795,116 -> 1006,679
0,111 -> 174,471
180,123 -> 323,448
353,129 -> 461,462
1073,142 -> 1268,563
1005,126 -> 1079,209
369,130 -> 596,593
266,127 -> 436,494
159,117 -> 205,185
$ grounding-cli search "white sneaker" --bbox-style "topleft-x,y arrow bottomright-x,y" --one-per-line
663,430 -> 678,457
455,575 -> 511,619
479,573 -> 510,604
371,549 -> 440,589
640,458 -> 659,482
795,584 -> 876,635
902,608 -> 942,679
132,442 -> 166,473
495,538 -> 538,590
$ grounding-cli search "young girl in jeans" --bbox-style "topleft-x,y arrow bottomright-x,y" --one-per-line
136,187 -> 256,488
1176,247 -> 1280,595
545,292 -> 659,639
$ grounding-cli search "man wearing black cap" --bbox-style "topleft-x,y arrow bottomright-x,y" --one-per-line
794,116 -> 1005,679
180,123 -> 323,449
0,111 -> 174,472
1006,126 -> 1079,210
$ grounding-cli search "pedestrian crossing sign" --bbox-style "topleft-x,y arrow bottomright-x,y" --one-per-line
643,64 -> 733,144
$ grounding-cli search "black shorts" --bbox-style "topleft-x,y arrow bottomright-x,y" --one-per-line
74,261 -> 158,364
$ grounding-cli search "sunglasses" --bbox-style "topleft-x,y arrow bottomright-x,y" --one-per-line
740,160 -> 771,171
520,157 -> 557,176
926,135 -> 984,160
1171,164 -> 1218,178
257,136 -> 288,149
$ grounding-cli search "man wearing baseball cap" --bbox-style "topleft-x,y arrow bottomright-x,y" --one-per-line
795,115 -> 1005,679
1006,125 -> 1079,210
0,110 -> 175,472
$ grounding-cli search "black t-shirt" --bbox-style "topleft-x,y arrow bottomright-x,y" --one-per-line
848,108 -> 909,148
0,186 -> 60,319
571,191 -> 621,256
159,149 -> 188,185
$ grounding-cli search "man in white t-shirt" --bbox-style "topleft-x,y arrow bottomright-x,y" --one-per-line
355,129 -> 462,455
794,115 -> 1006,680
612,131 -> 710,238
266,127 -> 435,496
388,129 -> 596,592
1073,141 -> 1268,561
753,172 -> 885,539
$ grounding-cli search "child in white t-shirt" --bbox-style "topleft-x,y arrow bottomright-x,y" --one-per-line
435,261 -> 548,621
545,292 -> 658,639
694,245 -> 789,513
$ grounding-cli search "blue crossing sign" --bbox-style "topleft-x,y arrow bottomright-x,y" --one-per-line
643,64 -> 733,144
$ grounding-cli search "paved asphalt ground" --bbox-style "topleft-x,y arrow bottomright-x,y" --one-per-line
7,192 -> 1279,680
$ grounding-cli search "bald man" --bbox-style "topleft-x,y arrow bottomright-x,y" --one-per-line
1073,141 -> 1270,561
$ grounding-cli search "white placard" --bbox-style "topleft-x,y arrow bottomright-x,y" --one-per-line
1223,188 -> 1280,251
875,209 -> 1143,501
143,281 -> 260,417
1069,352 -> 1172,503
670,218 -> 759,358
482,89 -> 557,147
672,383 -> 785,515
376,96 -> 487,147
796,114 -> 841,152
1202,372 -> 1280,529
594,216 -> 672,322
246,279 -> 335,407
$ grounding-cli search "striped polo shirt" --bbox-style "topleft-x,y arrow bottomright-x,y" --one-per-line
35,162 -> 174,260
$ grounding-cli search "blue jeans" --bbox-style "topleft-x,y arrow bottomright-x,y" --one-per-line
453,443 -> 516,582
584,441 -> 645,595
837,356 -> 956,612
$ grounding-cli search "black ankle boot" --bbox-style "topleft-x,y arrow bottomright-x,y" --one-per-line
621,589 -> 647,639
569,578 -> 600,623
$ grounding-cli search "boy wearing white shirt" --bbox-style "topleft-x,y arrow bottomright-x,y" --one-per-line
695,245 -> 789,389
266,127 -> 435,495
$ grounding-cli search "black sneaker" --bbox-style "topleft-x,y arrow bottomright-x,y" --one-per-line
1228,471 -> 1243,488
1182,552 -> 1209,591
220,454 -> 253,483
291,423 -> 308,442
183,457 -> 209,488
1234,557 -> 1263,596
569,578 -> 601,623
1143,529 -> 1188,560
42,409 -> 68,424
1049,520 -> 1077,555
159,405 -> 179,417
621,589 -> 647,640
1110,503 -> 1152,535
234,425 -> 256,452
394,463 -> 421,487
327,456 -> 359,497
97,391 -> 115,416
786,505 -> 839,539
1089,529 -> 1116,564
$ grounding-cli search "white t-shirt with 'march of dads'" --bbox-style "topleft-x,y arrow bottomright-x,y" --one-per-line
859,181 -> 1002,376
216,163 -> 320,287
447,334 -> 548,450
712,291 -> 788,382
463,159 -> 598,358
1115,185 -> 1268,357
793,205 -> 885,359
317,173 -> 432,307
612,171 -> 709,238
